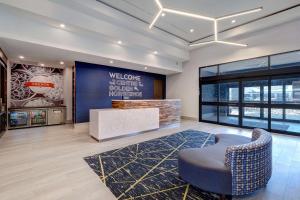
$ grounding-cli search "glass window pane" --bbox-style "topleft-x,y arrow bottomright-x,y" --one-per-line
272,77 -> 300,104
271,84 -> 283,103
243,80 -> 268,103
244,107 -> 261,117
271,51 -> 300,69
271,108 -> 300,133
271,109 -> 283,119
243,107 -> 268,129
219,82 -> 239,102
286,109 -> 300,121
219,106 -> 239,125
202,105 -> 217,122
219,57 -> 268,75
264,86 -> 268,102
202,84 -> 218,102
200,66 -> 218,77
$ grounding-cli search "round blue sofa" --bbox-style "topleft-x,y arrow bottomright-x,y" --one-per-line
178,128 -> 272,196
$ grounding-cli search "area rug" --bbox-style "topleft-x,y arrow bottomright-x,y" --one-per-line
84,129 -> 227,200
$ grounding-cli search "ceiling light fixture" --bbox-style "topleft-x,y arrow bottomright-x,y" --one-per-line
161,13 -> 166,17
40,63 -> 45,67
60,61 -> 64,65
149,0 -> 262,47
216,7 -> 262,21
109,60 -> 114,64
190,29 -> 194,33
231,19 -> 236,24
144,67 -> 148,70
19,55 -> 24,59
60,24 -> 65,28
153,51 -> 158,54
117,40 -> 122,45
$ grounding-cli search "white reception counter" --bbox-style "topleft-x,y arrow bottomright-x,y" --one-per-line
89,108 -> 159,141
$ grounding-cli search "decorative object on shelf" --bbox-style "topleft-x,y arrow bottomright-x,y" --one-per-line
149,0 -> 262,47
10,63 -> 64,108
84,130 -> 224,199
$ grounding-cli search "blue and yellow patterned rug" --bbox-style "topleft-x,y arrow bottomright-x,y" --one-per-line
84,129 -> 225,200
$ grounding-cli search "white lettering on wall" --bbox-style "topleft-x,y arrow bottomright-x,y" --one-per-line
108,72 -> 143,98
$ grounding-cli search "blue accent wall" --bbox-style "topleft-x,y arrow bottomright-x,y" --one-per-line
75,61 -> 166,123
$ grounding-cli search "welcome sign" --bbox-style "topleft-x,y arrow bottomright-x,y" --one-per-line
108,72 -> 144,98
75,61 -> 166,123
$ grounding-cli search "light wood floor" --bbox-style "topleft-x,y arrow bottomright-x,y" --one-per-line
0,120 -> 299,200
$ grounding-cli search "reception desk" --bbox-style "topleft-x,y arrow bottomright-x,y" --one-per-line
90,108 -> 159,141
112,99 -> 181,126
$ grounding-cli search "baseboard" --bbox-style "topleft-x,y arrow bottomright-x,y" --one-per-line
74,122 -> 89,131
65,120 -> 73,124
181,116 -> 198,121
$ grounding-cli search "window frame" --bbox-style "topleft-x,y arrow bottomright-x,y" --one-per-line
199,49 -> 300,136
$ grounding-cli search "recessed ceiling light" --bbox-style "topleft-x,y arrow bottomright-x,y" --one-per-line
161,13 -> 166,17
144,67 -> 148,70
109,60 -> 114,64
190,29 -> 194,33
117,40 -> 122,45
153,51 -> 158,55
60,24 -> 65,28
231,19 -> 236,24
60,61 -> 64,65
40,63 -> 45,67
19,55 -> 24,59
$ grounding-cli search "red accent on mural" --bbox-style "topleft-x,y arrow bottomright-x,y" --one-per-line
24,82 -> 55,88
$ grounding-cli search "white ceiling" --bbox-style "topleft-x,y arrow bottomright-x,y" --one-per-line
0,37 -> 177,74
99,0 -> 300,42
0,0 -> 299,75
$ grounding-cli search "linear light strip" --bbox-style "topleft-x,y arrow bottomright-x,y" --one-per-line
217,7 -> 263,21
163,8 -> 215,21
149,9 -> 163,29
189,41 -> 216,47
216,40 -> 248,47
214,20 -> 218,41
155,0 -> 163,10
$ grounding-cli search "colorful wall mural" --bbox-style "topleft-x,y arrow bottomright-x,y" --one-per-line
10,63 -> 64,107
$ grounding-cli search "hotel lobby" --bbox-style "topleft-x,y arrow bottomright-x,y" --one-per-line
0,0 -> 300,200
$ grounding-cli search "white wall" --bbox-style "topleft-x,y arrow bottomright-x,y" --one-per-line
63,66 -> 73,121
167,19 -> 300,119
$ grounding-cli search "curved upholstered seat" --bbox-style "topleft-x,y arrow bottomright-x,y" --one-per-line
178,129 -> 272,196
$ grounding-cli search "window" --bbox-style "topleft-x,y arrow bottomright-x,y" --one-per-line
272,77 -> 300,104
271,109 -> 283,119
200,50 -> 300,135
271,51 -> 300,69
219,106 -> 239,125
201,84 -> 218,102
200,66 -> 218,77
219,57 -> 268,75
243,80 -> 268,103
271,109 -> 300,133
243,107 -> 268,129
202,105 -> 217,122
286,109 -> 300,121
219,82 -> 239,102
